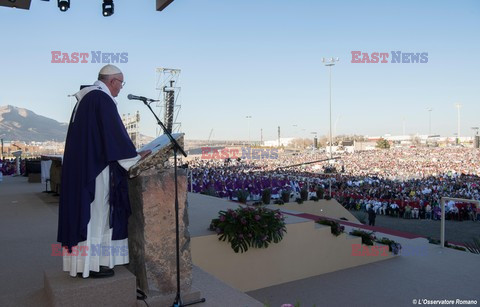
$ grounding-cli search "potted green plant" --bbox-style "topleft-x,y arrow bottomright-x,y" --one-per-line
375,237 -> 403,255
300,189 -> 308,201
209,206 -> 287,253
349,229 -> 376,245
236,189 -> 249,204
201,187 -> 217,197
262,188 -> 272,205
316,186 -> 324,199
316,219 -> 345,236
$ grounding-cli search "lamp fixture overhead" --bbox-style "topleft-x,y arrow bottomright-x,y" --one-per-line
57,0 -> 69,12
102,0 -> 114,16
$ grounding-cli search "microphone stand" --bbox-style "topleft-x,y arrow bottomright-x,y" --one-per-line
141,100 -> 206,307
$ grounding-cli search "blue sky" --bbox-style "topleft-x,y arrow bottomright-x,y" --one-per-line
1,0 -> 479,141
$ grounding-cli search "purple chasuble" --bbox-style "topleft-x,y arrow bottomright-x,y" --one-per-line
57,89 -> 137,251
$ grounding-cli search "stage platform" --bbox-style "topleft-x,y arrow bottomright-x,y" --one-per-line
1,176 -> 479,306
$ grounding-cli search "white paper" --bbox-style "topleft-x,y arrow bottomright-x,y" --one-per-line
138,133 -> 183,154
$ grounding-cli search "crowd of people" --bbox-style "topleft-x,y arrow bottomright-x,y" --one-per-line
0,158 -> 24,176
186,147 -> 480,221
2,147 -> 479,221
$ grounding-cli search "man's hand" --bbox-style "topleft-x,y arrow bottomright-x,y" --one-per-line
138,150 -> 152,160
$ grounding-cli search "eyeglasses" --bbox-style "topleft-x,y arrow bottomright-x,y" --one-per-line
113,78 -> 125,87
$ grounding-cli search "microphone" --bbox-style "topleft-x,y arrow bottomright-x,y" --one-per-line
127,94 -> 159,103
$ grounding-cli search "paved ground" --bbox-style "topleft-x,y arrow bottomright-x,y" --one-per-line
2,176 -> 479,307
349,210 -> 480,245
0,176 -> 263,307
188,193 -> 480,306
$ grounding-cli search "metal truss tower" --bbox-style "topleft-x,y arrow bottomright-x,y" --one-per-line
155,68 -> 181,136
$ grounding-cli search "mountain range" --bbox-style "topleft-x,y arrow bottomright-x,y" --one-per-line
0,105 -> 68,142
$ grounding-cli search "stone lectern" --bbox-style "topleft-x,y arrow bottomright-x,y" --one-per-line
127,133 -> 196,301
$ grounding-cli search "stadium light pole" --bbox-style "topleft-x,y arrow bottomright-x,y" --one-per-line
323,57 -> 339,197
455,103 -> 461,145
427,108 -> 432,136
311,132 -> 317,150
246,115 -> 252,145
301,128 -> 306,148
472,127 -> 479,149
293,124 -> 298,148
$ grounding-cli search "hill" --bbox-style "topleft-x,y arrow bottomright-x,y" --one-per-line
0,105 -> 68,142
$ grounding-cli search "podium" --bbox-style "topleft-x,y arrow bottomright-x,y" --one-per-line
127,133 -> 200,304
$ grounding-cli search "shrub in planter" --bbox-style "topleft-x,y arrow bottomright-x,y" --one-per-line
316,186 -> 324,199
448,245 -> 466,251
316,219 -> 345,236
349,229 -> 376,246
464,237 -> 480,254
324,195 -> 332,200
262,188 -> 272,205
209,206 -> 287,253
295,198 -> 303,204
300,189 -> 308,201
236,189 -> 249,204
309,196 -> 319,202
443,240 -> 467,251
375,237 -> 402,255
201,187 -> 217,197
281,190 -> 290,203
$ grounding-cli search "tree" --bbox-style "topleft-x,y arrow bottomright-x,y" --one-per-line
376,138 -> 390,149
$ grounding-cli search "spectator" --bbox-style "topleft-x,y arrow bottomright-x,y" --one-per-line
368,207 -> 376,226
